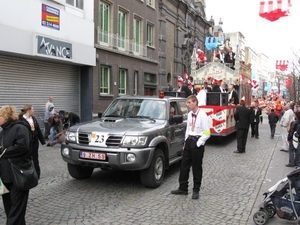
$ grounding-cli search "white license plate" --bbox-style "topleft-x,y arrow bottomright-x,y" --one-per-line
80,151 -> 106,161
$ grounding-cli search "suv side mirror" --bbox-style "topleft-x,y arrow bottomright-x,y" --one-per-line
98,112 -> 103,118
169,115 -> 183,124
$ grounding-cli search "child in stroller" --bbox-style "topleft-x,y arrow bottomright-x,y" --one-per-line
253,168 -> 300,225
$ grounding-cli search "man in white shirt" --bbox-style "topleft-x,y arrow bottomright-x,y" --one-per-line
280,103 -> 295,151
171,95 -> 211,200
196,87 -> 207,106
45,97 -> 55,115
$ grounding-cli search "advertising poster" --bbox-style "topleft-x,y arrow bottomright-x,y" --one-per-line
41,4 -> 60,30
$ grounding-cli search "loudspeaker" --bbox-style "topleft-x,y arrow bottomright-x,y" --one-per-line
207,92 -> 228,106
164,91 -> 186,97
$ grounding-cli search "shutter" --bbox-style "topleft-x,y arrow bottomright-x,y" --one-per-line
0,54 -> 80,129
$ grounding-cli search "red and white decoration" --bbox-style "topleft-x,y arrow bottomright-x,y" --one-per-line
259,0 -> 292,22
247,79 -> 259,89
200,106 -> 236,135
276,60 -> 289,71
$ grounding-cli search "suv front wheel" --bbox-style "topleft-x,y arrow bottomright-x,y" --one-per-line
140,148 -> 165,188
67,163 -> 94,179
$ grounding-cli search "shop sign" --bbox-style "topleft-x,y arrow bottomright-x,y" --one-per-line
37,36 -> 72,59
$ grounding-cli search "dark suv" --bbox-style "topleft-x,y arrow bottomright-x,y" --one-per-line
61,95 -> 188,188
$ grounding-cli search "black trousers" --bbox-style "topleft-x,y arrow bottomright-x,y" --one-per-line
31,138 -> 41,179
2,182 -> 29,225
237,128 -> 249,152
250,122 -> 259,138
269,123 -> 276,137
179,138 -> 204,192
44,122 -> 50,139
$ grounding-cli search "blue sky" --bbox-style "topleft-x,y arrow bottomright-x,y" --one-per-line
205,0 -> 299,71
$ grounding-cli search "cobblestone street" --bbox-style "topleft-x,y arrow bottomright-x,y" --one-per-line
0,113 -> 293,224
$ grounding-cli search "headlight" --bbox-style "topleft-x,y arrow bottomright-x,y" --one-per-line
62,147 -> 69,156
66,131 -> 76,142
126,153 -> 136,162
122,136 -> 148,147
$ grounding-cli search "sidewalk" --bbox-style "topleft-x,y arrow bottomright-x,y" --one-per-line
250,121 -> 295,224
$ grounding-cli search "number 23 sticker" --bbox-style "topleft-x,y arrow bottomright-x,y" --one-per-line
90,132 -> 108,146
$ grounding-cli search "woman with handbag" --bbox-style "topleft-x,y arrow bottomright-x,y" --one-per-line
0,105 -> 32,225
19,104 -> 46,179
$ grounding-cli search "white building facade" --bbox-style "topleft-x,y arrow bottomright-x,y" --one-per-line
0,0 -> 95,122
225,32 -> 246,63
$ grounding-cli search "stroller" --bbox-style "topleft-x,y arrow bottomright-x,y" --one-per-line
253,168 -> 300,225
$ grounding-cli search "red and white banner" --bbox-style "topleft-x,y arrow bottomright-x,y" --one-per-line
259,0 -> 292,22
276,60 -> 289,71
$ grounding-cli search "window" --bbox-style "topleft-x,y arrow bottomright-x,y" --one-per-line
144,73 -> 156,83
133,18 -> 141,53
119,69 -> 127,94
134,71 -> 138,95
118,10 -> 127,48
99,2 -> 110,43
147,0 -> 154,7
100,66 -> 110,94
178,101 -> 189,120
66,0 -> 83,9
147,24 -> 153,46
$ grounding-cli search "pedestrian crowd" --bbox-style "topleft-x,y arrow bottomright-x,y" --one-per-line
251,97 -> 300,171
0,97 -> 80,224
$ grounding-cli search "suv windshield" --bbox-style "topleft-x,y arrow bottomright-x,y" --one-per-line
103,99 -> 167,120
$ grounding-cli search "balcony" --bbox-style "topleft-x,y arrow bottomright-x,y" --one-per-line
97,29 -> 155,60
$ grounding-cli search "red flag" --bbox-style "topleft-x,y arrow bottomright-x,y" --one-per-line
239,74 -> 245,81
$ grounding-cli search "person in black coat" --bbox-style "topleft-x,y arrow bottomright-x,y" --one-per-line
249,100 -> 263,139
286,111 -> 300,167
0,105 -> 32,225
211,80 -> 222,93
177,76 -> 192,97
295,119 -> 300,168
187,80 -> 198,96
224,47 -> 235,70
19,104 -> 46,179
63,112 -> 81,129
234,99 -> 251,153
228,84 -> 239,105
268,108 -> 279,139
202,81 -> 212,92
